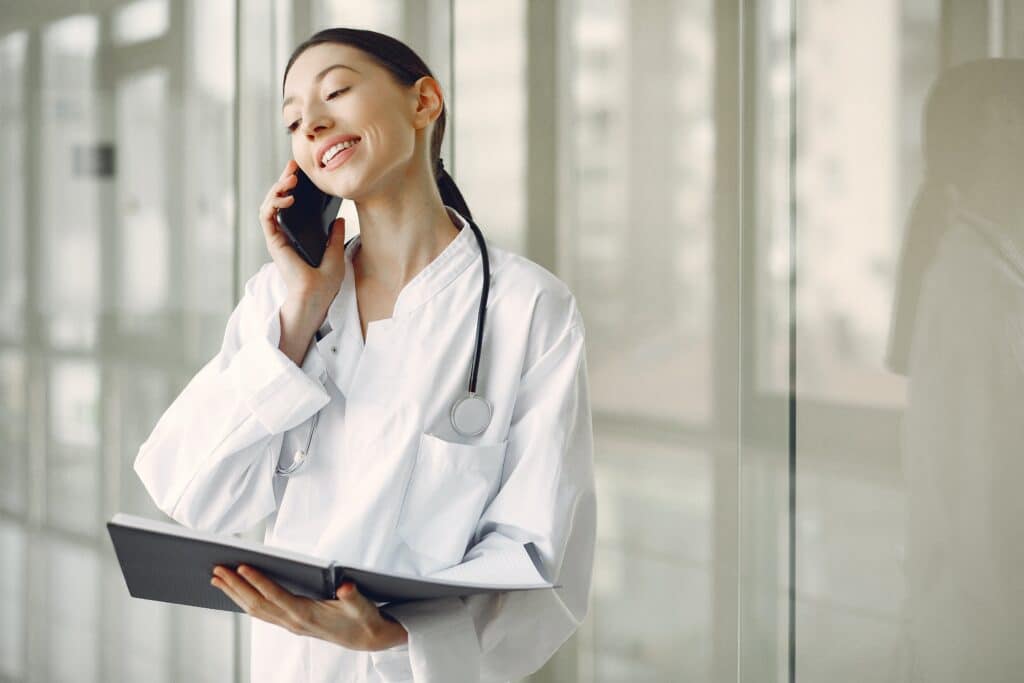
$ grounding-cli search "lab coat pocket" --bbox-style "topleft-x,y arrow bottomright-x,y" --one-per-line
395,432 -> 508,574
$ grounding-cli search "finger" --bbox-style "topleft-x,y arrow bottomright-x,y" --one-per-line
212,575 -> 247,610
278,159 -> 297,181
333,580 -> 374,618
260,197 -> 296,239
321,219 -> 347,267
214,567 -> 292,623
275,174 -> 298,197
238,565 -> 314,625
263,194 -> 295,217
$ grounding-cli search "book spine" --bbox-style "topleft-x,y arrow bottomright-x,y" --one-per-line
324,563 -> 335,599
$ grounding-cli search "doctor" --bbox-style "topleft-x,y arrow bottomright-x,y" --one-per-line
133,26 -> 596,683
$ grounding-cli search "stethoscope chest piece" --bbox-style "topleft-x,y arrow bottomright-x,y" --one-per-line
450,392 -> 492,437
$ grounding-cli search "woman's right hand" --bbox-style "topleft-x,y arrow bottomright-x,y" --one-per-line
259,159 -> 348,301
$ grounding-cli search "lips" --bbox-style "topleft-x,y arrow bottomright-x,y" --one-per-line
322,140 -> 360,170
317,134 -> 361,168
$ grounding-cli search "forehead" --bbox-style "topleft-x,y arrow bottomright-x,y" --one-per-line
283,43 -> 369,98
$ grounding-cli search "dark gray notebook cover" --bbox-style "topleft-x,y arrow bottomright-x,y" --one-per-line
107,513 -> 555,614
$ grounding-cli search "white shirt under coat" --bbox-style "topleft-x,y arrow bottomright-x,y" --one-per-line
133,205 -> 597,682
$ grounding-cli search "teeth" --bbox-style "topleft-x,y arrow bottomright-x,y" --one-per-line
322,139 -> 359,165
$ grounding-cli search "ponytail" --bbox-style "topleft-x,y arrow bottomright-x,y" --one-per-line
434,158 -> 474,222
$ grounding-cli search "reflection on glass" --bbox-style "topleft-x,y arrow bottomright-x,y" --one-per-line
785,2 -> 944,681
47,359 -> 100,536
113,0 -> 170,45
41,15 -> 101,350
0,521 -> 26,680
0,32 -> 27,341
889,58 -> 1024,682
758,0 -> 937,407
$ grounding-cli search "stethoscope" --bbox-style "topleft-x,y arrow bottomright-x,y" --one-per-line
276,214 -> 493,477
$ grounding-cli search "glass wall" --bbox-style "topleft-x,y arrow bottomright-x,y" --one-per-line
2,1 -> 1023,681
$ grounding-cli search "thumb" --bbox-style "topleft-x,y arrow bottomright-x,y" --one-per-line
336,580 -> 358,600
321,218 -> 347,269
326,217 -> 345,245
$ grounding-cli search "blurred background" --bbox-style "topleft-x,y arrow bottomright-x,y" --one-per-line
1,0 -> 1023,681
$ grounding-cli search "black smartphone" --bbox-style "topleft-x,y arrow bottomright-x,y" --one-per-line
275,165 -> 344,268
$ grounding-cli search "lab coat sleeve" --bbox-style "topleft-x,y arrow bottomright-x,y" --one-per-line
373,309 -> 596,682
133,262 -> 332,534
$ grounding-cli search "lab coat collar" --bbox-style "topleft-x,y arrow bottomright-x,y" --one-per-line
324,205 -> 478,333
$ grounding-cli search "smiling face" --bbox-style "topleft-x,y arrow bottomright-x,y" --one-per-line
281,42 -> 442,199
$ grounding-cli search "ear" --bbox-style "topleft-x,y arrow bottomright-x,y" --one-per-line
411,75 -> 444,130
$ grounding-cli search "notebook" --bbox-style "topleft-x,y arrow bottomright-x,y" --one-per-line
107,513 -> 555,614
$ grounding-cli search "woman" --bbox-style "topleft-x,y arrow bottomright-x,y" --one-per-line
134,27 -> 596,682
887,58 -> 1024,682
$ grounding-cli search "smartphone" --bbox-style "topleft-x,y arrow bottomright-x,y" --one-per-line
275,165 -> 344,268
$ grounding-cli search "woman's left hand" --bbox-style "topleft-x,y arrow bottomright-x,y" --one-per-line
211,564 -> 408,651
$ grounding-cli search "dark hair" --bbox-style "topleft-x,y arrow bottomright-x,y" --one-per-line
886,58 -> 1024,374
282,27 -> 473,221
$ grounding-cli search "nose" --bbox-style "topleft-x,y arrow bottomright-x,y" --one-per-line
300,101 -> 333,137
301,113 -> 333,138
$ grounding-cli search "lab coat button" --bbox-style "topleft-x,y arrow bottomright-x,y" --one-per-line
331,346 -> 337,354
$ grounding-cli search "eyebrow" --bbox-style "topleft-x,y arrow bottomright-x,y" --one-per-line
282,64 -> 361,110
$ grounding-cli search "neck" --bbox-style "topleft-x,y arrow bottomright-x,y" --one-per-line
352,194 -> 460,291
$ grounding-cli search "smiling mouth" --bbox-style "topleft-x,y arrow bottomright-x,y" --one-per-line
320,138 -> 362,168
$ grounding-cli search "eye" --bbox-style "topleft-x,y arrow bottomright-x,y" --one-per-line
285,88 -> 351,134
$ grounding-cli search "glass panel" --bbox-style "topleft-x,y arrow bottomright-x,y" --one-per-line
47,358 -> 101,536
787,0 -> 1024,681
113,0 -> 170,45
115,68 -> 171,338
315,0 -> 402,34
44,536 -> 100,683
453,0 -> 527,255
0,31 -> 27,342
570,0 -> 714,425
117,363 -> 176,518
0,351 -> 27,514
594,437 -> 714,679
41,15 -> 102,350
175,608 -> 236,683
0,521 -> 27,680
103,550 -> 172,682
567,0 -> 729,680
183,0 -> 237,361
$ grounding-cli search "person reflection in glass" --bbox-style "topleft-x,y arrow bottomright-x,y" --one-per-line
887,58 -> 1024,682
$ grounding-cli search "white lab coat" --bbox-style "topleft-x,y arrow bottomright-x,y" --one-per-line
900,206 -> 1024,682
133,205 -> 596,682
